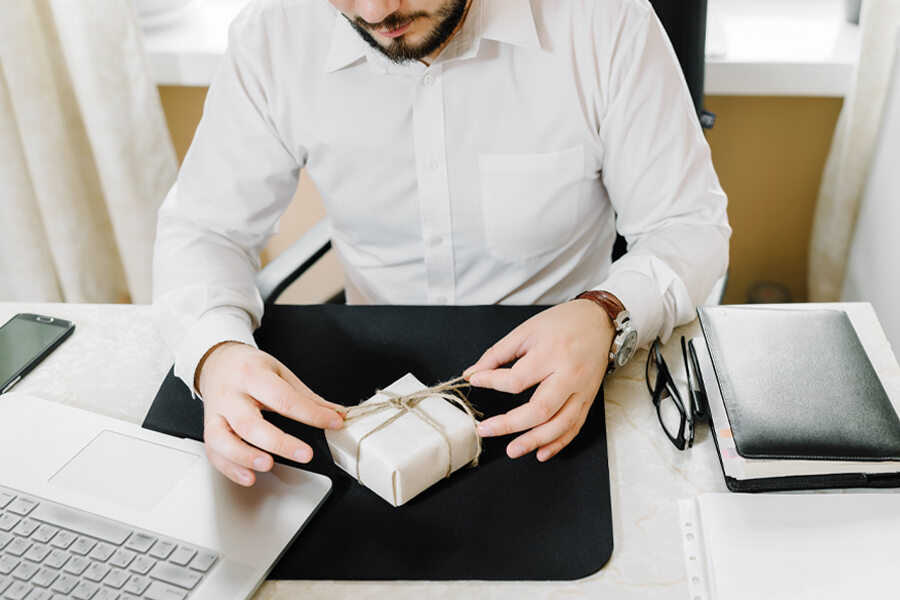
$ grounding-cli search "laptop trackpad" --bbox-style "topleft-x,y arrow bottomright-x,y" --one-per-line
50,430 -> 200,511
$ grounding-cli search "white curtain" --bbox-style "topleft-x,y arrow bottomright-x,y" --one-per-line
841,33 -> 900,351
0,0 -> 176,304
808,0 -> 900,302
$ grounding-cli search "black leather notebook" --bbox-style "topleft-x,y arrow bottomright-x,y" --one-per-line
696,305 -> 900,492
143,305 -> 613,580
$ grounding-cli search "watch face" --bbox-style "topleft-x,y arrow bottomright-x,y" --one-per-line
616,330 -> 639,368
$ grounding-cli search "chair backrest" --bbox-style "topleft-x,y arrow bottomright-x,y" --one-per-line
648,0 -> 708,116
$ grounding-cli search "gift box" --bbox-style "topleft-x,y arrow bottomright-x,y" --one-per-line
325,373 -> 481,507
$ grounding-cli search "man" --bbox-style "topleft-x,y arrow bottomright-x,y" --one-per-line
153,0 -> 730,486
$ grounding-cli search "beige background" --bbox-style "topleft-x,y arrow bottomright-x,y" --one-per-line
159,86 -> 842,306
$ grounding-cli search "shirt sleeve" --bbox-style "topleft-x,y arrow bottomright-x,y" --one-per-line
594,4 -> 731,348
152,11 -> 302,394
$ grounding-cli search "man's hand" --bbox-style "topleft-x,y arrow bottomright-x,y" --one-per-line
196,342 -> 344,486
463,300 -> 614,462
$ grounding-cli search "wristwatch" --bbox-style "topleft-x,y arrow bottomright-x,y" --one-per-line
575,290 -> 638,372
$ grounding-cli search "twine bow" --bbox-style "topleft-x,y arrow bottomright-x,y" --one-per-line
341,376 -> 483,485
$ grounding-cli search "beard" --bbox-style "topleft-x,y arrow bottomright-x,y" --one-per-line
347,0 -> 469,64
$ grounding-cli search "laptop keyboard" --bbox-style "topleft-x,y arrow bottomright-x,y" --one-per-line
0,486 -> 218,600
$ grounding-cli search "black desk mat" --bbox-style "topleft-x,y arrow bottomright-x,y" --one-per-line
143,305 -> 613,580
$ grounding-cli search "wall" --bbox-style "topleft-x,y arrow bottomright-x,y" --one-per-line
704,95 -> 842,304
158,86 -> 843,305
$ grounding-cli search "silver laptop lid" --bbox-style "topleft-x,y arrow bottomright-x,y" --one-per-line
0,392 -> 331,600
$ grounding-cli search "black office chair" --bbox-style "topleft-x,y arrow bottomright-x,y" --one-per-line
257,0 -> 710,305
652,0 -> 708,117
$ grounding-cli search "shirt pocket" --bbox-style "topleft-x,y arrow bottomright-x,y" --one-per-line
478,145 -> 584,263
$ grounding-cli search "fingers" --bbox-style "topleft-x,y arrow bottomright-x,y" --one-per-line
477,374 -> 570,437
205,414 -> 273,469
204,413 -> 272,487
467,349 -> 548,395
246,369 -> 344,430
203,388 -> 319,486
533,400 -> 592,462
475,368 -> 596,462
532,399 -> 594,462
198,345 -> 340,485
464,302 -> 609,463
463,322 -> 532,378
503,393 -> 579,459
226,399 -> 315,464
206,449 -> 257,487
490,390 -> 592,462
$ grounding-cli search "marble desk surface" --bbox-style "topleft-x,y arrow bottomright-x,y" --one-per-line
2,301 -> 897,600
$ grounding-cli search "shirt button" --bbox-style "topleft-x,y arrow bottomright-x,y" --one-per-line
423,74 -> 435,86
436,296 -> 448,305
429,235 -> 443,246
424,159 -> 439,170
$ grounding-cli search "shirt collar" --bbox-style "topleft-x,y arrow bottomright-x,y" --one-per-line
478,0 -> 541,52
322,0 -> 542,75
322,12 -> 369,74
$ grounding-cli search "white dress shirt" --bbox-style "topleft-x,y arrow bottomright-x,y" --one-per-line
153,0 -> 731,391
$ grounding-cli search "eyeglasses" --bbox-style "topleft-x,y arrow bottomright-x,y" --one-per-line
645,336 -> 708,450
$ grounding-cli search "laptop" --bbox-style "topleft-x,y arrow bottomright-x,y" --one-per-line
0,392 -> 331,599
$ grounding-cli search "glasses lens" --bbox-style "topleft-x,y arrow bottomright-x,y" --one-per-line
681,336 -> 706,422
647,339 -> 692,450
656,383 -> 686,442
646,342 -> 661,394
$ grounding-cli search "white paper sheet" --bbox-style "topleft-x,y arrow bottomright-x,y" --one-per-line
680,493 -> 900,600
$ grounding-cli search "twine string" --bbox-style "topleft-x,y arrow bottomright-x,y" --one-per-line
342,376 -> 483,485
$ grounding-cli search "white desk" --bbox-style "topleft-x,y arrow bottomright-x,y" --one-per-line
3,301 -> 897,599
143,0 -> 860,96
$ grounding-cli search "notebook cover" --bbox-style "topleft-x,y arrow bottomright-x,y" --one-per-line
698,306 -> 900,461
720,470 -> 900,493
143,304 -> 613,581
690,336 -> 900,493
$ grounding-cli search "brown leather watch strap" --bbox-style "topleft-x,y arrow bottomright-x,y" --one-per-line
574,290 -> 626,324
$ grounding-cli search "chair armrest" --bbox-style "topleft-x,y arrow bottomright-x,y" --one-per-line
256,217 -> 333,306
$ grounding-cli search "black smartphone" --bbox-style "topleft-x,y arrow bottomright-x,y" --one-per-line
0,313 -> 75,394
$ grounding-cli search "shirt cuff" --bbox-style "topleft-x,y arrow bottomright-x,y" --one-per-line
174,307 -> 258,397
593,253 -> 686,349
